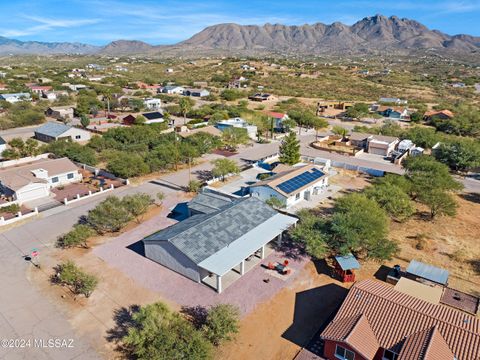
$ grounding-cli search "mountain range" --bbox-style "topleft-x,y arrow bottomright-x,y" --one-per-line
0,15 -> 478,57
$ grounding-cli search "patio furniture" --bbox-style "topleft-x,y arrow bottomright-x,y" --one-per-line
267,262 -> 275,270
333,253 -> 360,283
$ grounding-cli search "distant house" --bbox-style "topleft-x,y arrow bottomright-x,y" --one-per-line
451,82 -> 466,88
143,98 -> 161,111
165,68 -> 174,73
0,157 -> 82,202
319,279 -> 478,360
34,122 -> 91,143
349,132 -> 399,156
378,97 -> 407,105
183,88 -> 210,97
177,125 -> 222,139
248,93 -> 275,102
367,134 -> 399,156
424,109 -> 454,121
122,114 -> 136,125
142,111 -> 164,124
215,117 -> 257,140
87,75 -> 104,82
42,91 -> 57,101
161,85 -> 185,94
45,106 -> 75,120
376,105 -> 408,119
0,83 -> 7,91
143,194 -> 298,293
27,85 -> 52,95
265,111 -> 289,130
228,77 -> 247,88
250,164 -> 328,208
67,84 -> 87,91
0,93 -> 32,103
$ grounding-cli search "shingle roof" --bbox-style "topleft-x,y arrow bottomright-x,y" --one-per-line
187,191 -> 236,214
250,164 -> 326,197
35,121 -> 71,137
144,197 -> 278,264
0,157 -> 78,191
320,280 -> 479,360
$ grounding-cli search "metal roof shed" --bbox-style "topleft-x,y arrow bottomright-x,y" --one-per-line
406,260 -> 449,286
334,254 -> 360,283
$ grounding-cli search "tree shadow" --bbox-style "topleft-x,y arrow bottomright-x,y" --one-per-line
180,305 -> 208,330
282,284 -> 348,348
460,192 -> 480,204
193,169 -> 213,181
271,237 -> 308,261
469,259 -> 480,275
312,258 -> 334,277
105,305 -> 141,356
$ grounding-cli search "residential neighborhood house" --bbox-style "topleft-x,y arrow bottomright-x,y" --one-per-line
143,193 -> 298,293
320,279 -> 479,360
250,164 -> 328,208
183,88 -> 210,97
143,98 -> 161,111
34,122 -> 92,143
0,93 -> 32,103
215,117 -> 258,140
161,85 -> 185,94
0,157 -> 82,203
45,106 -> 75,120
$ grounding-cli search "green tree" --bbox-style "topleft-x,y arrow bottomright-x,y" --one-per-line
54,261 -> 98,298
403,126 -> 441,149
122,302 -> 213,360
57,224 -> 96,249
279,132 -> 300,165
311,117 -> 328,139
220,89 -> 245,101
287,108 -> 317,134
87,196 -> 133,234
331,126 -> 348,139
179,97 -> 195,125
433,139 -> 480,172
418,189 -> 457,219
155,192 -> 165,206
122,193 -> 153,223
134,115 -> 146,125
346,103 -> 370,119
222,127 -> 250,151
203,304 -> 240,346
80,114 -> 90,128
107,152 -> 150,178
187,180 -> 202,193
330,193 -> 397,260
265,196 -> 285,209
289,210 -> 329,259
212,158 -> 240,182
364,183 -> 414,222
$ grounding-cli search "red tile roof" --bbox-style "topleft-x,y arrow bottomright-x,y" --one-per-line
320,280 -> 479,360
398,326 -> 455,360
266,111 -> 287,119
424,110 -> 454,118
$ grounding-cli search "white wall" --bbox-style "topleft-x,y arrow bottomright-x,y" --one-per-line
48,170 -> 82,188
62,128 -> 92,142
251,186 -> 286,206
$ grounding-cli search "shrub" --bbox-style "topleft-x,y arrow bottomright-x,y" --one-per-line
187,180 -> 202,193
57,224 -> 96,249
54,261 -> 98,297
1,203 -> 20,214
202,304 -> 240,346
122,193 -> 153,223
87,196 -> 133,233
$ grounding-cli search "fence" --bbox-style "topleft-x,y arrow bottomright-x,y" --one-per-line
0,153 -> 50,169
302,156 -> 386,177
0,207 -> 38,227
73,161 -> 129,185
63,184 -> 115,205
0,199 -> 21,209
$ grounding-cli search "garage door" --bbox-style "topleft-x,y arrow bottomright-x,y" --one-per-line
369,147 -> 387,156
16,184 -> 49,202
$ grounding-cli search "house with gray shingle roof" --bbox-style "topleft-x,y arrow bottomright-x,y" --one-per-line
34,122 -> 91,143
143,195 -> 298,293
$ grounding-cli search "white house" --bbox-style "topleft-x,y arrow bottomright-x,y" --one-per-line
215,117 -> 257,140
45,106 -> 75,120
250,164 -> 328,208
42,91 -> 57,101
34,122 -> 91,143
0,93 -> 32,103
162,85 -> 184,94
0,157 -> 82,202
367,135 -> 400,156
183,88 -> 210,97
143,98 -> 161,110
67,84 -> 87,91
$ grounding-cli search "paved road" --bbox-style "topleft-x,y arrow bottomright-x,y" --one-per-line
0,125 -> 41,141
0,181 -> 178,359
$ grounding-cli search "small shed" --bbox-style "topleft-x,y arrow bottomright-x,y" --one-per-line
334,254 -> 360,282
406,260 -> 449,286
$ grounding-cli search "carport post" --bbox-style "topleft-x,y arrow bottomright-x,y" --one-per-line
260,245 -> 265,259
216,274 -> 222,293
240,260 -> 245,275
277,233 -> 283,247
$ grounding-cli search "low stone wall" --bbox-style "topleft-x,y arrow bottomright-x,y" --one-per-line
63,184 -> 115,205
0,207 -> 38,226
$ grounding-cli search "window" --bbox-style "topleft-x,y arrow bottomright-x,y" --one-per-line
383,349 -> 398,360
51,177 -> 59,183
335,345 -> 355,360
295,193 -> 300,200
67,173 -> 74,179
75,135 -> 81,139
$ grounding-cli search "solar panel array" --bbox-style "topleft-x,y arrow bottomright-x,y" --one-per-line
277,168 -> 324,194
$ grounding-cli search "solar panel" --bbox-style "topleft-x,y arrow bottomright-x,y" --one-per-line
277,168 -> 324,194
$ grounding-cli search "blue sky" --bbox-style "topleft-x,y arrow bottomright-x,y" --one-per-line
0,0 -> 479,45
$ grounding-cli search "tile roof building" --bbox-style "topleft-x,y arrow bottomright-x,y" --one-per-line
320,279 -> 479,360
